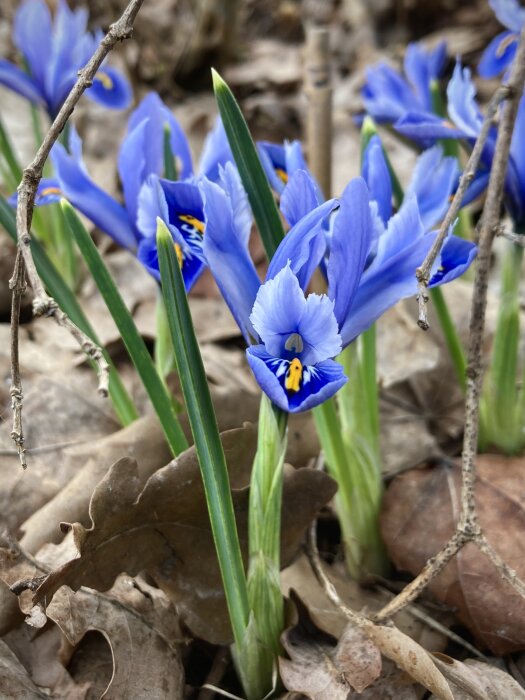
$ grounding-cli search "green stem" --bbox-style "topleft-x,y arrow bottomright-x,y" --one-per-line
430,286 -> 467,391
162,124 -> 178,180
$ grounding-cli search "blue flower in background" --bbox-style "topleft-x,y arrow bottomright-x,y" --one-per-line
258,140 -> 312,195
361,41 -> 447,124
202,168 -> 477,412
478,0 -> 525,77
0,0 -> 131,116
394,61 -> 525,227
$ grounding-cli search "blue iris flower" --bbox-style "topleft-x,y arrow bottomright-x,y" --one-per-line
478,0 -> 525,78
258,140 -> 311,194
0,0 -> 131,117
395,61 -> 525,227
361,41 -> 447,125
201,164 -> 476,412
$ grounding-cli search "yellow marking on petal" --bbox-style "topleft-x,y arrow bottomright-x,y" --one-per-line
174,242 -> 183,268
178,214 -> 205,234
276,167 -> 288,184
497,33 -> 518,58
40,186 -> 62,198
95,71 -> 114,90
442,120 -> 457,129
285,357 -> 303,394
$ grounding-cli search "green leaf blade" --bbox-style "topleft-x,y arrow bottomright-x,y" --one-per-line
212,69 -> 285,260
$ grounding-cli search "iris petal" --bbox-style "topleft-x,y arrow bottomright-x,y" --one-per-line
489,0 -> 525,32
88,66 -> 132,109
266,198 -> 336,290
0,59 -> 44,104
328,177 -> 373,328
447,63 -> 484,139
246,345 -> 347,413
394,111 -> 466,141
362,136 -> 392,225
280,170 -> 322,228
13,0 -> 52,95
430,235 -> 478,286
250,265 -> 306,357
478,30 -> 517,77
406,146 -> 459,231
199,118 -> 233,180
201,178 -> 260,342
51,142 -> 137,250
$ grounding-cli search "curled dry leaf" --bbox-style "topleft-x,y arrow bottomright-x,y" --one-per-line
32,426 -> 337,644
45,575 -> 184,700
380,455 -> 525,654
431,654 -> 525,700
279,592 -> 382,699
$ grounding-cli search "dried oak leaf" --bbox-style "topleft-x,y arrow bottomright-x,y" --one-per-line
44,575 -> 184,700
0,640 -> 48,699
279,592 -> 382,698
33,426 -> 337,644
380,455 -> 525,654
431,653 -> 525,699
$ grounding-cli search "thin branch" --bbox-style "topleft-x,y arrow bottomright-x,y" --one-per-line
497,226 -> 525,247
415,86 -> 512,331
10,0 -> 145,466
9,251 -> 26,468
374,24 -> 525,622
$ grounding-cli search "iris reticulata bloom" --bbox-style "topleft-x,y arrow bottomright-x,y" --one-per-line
361,41 -> 446,126
202,165 -> 477,412
478,0 -> 525,77
0,0 -> 131,116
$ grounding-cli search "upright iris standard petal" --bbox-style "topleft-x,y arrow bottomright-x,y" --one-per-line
280,170 -> 322,228
404,41 -> 446,112
118,119 -> 154,228
327,177 -> 373,328
13,0 -> 52,95
447,63 -> 484,138
88,66 -> 132,109
405,146 -> 459,230
266,198 -> 336,289
218,162 -> 252,247
199,118 -> 233,181
246,345 -> 347,413
201,178 -> 261,342
478,30 -> 518,77
51,142 -> 137,250
362,63 -> 421,122
362,136 -> 392,225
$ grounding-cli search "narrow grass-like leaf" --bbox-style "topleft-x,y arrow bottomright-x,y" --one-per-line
156,218 -> 250,650
0,195 -> 137,426
62,201 -> 187,455
212,69 -> 285,260
0,116 -> 22,190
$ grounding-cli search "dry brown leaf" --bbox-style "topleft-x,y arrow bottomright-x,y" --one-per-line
431,654 -> 525,700
45,575 -> 184,700
19,414 -> 172,554
380,455 -> 525,654
279,592 -> 382,698
0,639 -> 48,699
32,426 -> 336,644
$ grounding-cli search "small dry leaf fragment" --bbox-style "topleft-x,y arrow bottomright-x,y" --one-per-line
32,426 -> 337,644
279,592 -> 382,699
431,654 -> 525,700
380,455 -> 525,654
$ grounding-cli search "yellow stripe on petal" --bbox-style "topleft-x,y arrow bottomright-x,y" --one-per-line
285,357 -> 303,393
178,214 -> 205,235
40,186 -> 62,197
174,242 -> 183,268
276,168 -> 288,184
95,71 -> 114,90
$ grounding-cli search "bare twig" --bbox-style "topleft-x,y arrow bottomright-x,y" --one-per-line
10,0 -> 144,466
415,86 -> 512,330
374,25 -> 525,622
497,226 -> 525,246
